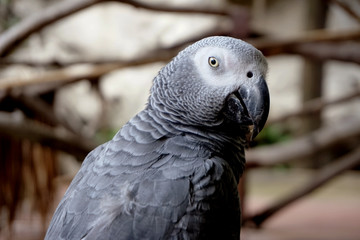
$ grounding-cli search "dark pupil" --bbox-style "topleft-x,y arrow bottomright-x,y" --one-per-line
247,71 -> 253,78
211,59 -> 217,65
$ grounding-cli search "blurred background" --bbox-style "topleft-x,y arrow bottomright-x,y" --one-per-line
0,0 -> 360,239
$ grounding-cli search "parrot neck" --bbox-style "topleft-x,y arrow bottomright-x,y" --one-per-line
144,108 -> 247,178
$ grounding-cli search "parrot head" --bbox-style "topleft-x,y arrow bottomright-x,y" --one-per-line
149,36 -> 270,141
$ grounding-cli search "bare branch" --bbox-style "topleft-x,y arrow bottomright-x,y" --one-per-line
2,28 -> 359,69
269,88 -> 360,124
0,28 -> 229,68
246,118 -> 360,168
0,0 -> 231,57
2,28 -> 360,92
120,0 -> 229,15
0,46 -> 181,90
0,0 -> 104,57
290,41 -> 360,65
0,112 -> 97,159
243,147 -> 360,227
249,29 -> 360,56
331,0 -> 360,23
9,93 -> 81,134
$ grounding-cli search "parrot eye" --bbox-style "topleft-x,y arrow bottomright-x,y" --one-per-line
208,57 -> 219,68
247,71 -> 253,78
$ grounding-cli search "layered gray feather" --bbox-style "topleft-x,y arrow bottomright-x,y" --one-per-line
45,36 -> 269,240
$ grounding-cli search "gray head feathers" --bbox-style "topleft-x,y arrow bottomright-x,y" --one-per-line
149,36 -> 268,131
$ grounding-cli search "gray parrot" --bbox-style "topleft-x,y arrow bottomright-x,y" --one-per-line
45,36 -> 269,240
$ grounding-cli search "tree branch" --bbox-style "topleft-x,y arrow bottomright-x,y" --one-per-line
246,117 -> 360,168
249,29 -> 360,57
331,0 -> 360,23
0,26 -> 224,93
0,45 -> 182,90
0,0 -> 103,57
243,147 -> 360,227
0,112 -> 97,159
290,41 -> 360,65
120,0 -> 229,15
0,0 -> 231,57
9,93 -> 81,134
269,88 -> 360,124
2,28 -> 360,92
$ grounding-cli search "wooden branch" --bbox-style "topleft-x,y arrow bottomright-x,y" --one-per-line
1,28 -> 359,94
243,147 -> 360,227
0,0 -> 103,57
0,0 -> 358,63
120,0 -> 229,15
3,40 -> 360,70
331,0 -> 360,23
269,88 -> 360,124
2,28 -> 360,92
246,118 -> 360,168
0,26 -> 230,68
0,59 -> 94,67
249,29 -> 360,56
2,27 -> 358,69
0,0 -> 231,57
291,41 -> 360,65
0,26 -> 226,92
0,46 -> 181,90
0,112 -> 97,159
10,93 -> 81,134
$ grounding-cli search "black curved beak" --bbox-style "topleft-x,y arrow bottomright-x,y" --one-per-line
223,77 -> 270,140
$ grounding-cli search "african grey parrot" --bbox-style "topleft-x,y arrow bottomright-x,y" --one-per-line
45,36 -> 270,240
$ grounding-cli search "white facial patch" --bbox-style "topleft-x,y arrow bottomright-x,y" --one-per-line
193,46 -> 246,89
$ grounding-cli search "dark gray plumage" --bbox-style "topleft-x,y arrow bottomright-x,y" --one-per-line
45,36 -> 270,240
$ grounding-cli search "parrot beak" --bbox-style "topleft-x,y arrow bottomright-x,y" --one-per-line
223,76 -> 270,141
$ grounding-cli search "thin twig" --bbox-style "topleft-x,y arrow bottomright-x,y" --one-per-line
0,46 -> 181,90
246,117 -> 360,168
0,28 -> 229,68
269,88 -> 360,124
0,0 -> 103,57
120,0 -> 228,15
249,29 -> 360,56
243,147 -> 360,227
10,93 -> 81,134
2,28 -> 359,68
2,29 -> 360,91
0,112 -> 97,159
290,41 -> 360,65
0,0 -> 231,57
331,0 -> 360,23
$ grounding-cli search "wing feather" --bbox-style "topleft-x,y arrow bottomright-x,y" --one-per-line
46,109 -> 241,240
